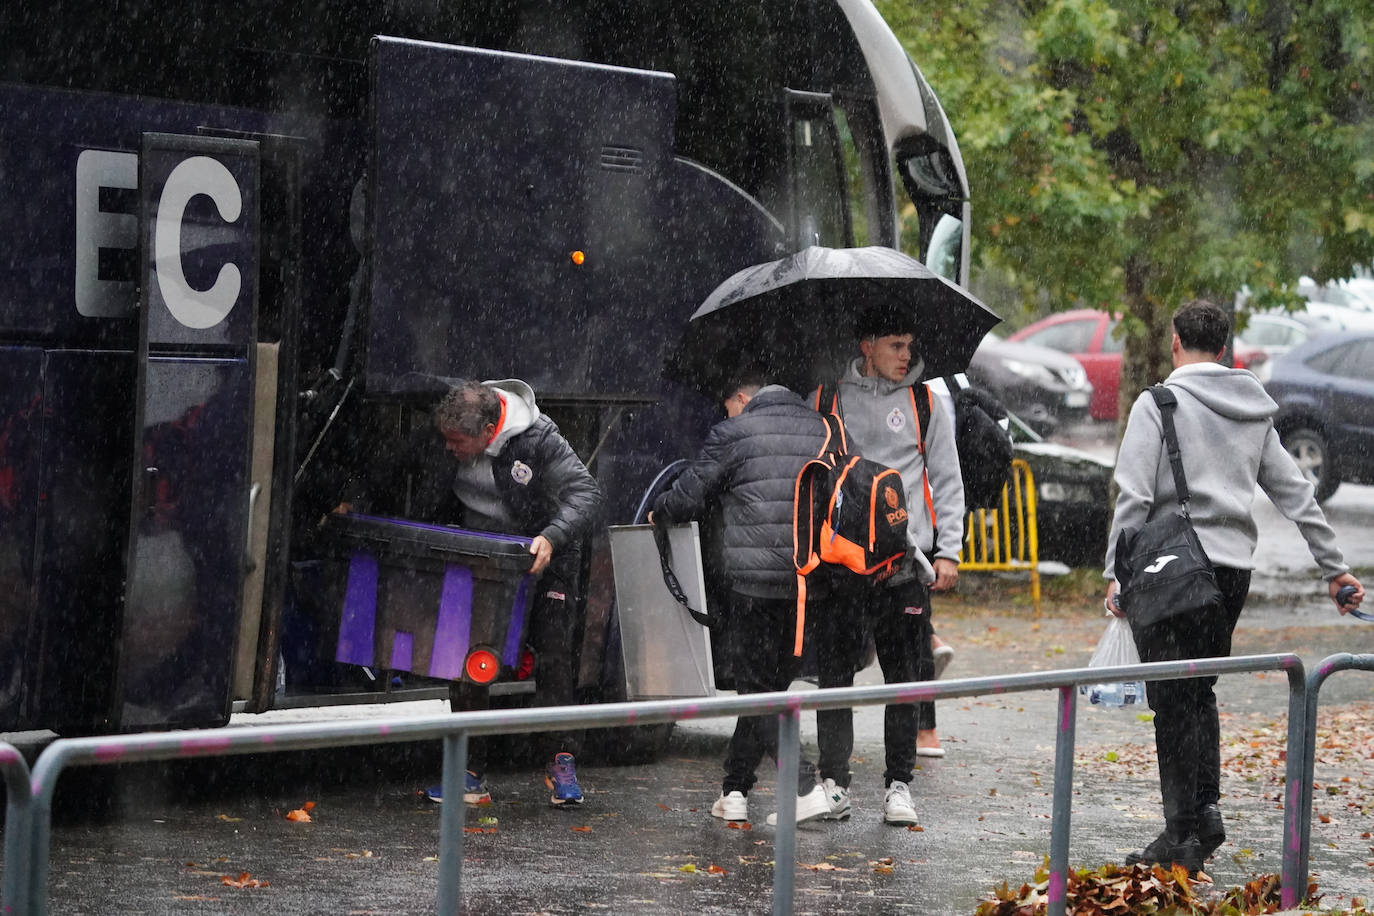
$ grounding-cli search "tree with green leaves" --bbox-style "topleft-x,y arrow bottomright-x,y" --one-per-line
879,0 -> 1374,422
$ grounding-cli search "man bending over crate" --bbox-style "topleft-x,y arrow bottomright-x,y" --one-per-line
340,378 -> 601,806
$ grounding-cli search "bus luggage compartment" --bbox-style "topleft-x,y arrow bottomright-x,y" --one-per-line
325,513 -> 535,685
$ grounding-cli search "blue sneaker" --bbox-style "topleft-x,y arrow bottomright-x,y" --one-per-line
425,770 -> 490,805
544,753 -> 583,806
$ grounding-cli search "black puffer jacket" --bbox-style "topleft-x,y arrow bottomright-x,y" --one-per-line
654,386 -> 828,598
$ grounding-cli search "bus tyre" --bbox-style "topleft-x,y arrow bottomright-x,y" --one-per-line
1284,427 -> 1338,503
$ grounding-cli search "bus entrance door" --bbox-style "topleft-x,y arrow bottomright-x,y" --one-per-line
112,133 -> 261,731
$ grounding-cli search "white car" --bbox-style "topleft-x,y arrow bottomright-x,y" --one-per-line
1297,275 -> 1374,313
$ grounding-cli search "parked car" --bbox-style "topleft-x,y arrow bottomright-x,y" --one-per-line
964,332 -> 1093,435
1281,300 -> 1374,334
1235,313 -> 1311,358
1297,276 -> 1374,313
1008,309 -> 1269,420
1264,331 -> 1374,503
1006,411 -> 1114,568
1235,313 -> 1312,381
935,374 -> 1113,567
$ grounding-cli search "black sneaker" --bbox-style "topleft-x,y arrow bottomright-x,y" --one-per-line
1125,831 -> 1204,874
1196,804 -> 1225,859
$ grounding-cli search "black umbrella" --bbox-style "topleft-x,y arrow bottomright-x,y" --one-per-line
665,245 -> 1001,399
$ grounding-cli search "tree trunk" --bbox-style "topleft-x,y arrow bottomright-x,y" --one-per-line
1115,256 -> 1173,443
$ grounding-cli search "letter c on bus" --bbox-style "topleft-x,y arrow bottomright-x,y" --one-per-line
154,156 -> 242,329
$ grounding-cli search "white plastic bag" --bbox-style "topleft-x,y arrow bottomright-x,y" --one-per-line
1080,615 -> 1146,708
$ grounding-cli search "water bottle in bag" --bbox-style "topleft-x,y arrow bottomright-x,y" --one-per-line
1081,614 -> 1147,709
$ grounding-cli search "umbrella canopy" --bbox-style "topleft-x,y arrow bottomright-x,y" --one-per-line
665,246 -> 1001,400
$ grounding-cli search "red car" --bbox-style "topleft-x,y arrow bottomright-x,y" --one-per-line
1007,309 -> 1268,420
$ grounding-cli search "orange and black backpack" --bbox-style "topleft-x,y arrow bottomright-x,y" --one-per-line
791,410 -> 909,656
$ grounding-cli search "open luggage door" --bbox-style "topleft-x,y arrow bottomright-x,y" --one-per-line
112,133 -> 260,730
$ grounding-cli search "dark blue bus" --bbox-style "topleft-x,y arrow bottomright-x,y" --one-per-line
0,0 -> 971,749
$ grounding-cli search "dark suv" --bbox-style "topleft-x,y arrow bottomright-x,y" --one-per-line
1265,331 -> 1374,502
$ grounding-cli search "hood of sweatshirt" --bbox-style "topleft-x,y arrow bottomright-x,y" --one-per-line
1165,363 -> 1276,422
484,378 -> 540,453
840,354 -> 927,395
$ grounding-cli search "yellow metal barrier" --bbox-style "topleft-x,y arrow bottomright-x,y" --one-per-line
959,458 -> 1040,617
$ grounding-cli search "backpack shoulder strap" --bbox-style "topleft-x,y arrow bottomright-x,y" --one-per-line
813,381 -> 840,414
818,410 -> 848,457
908,383 -> 933,454
1145,384 -> 1191,513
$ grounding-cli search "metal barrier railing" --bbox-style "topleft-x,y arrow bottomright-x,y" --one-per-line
960,459 -> 1041,617
2,741 -> 33,915
1283,652 -> 1374,909
1,653 -> 1316,916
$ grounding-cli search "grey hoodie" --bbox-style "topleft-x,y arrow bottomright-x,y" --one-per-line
836,356 -> 965,585
450,378 -> 540,532
1104,362 -> 1347,580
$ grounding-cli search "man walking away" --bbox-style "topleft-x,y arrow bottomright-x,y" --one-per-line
1104,299 -> 1364,872
651,372 -> 835,826
815,304 -> 966,826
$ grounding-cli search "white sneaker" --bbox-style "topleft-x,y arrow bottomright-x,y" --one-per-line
710,790 -> 749,822
765,784 -> 831,826
883,781 -> 919,826
932,641 -> 955,678
821,778 -> 851,820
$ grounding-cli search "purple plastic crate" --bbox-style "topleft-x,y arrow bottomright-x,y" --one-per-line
328,514 -> 534,683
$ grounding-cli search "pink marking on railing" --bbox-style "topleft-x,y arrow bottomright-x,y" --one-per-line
1059,694 -> 1073,732
93,744 -> 127,763
625,710 -> 637,725
1286,780 -> 1302,852
896,687 -> 936,704
179,737 -> 232,757
0,748 -> 21,764
377,724 -> 391,737
259,735 -> 275,745
674,703 -> 702,721
1047,870 -> 1065,903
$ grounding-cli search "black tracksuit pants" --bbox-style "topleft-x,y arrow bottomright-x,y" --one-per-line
1130,566 -> 1250,833
722,592 -> 819,797
816,578 -> 933,788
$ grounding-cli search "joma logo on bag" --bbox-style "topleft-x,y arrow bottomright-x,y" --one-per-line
1144,555 -> 1179,574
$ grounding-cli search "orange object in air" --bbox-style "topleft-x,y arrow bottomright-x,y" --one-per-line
570,250 -> 585,265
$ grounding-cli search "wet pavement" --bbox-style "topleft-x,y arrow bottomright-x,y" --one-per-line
7,590 -> 1371,916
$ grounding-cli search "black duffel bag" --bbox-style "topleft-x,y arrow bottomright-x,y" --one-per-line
1113,385 -> 1222,628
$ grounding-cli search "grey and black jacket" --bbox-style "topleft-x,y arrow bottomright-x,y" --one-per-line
653,386 -> 828,599
345,389 -> 601,584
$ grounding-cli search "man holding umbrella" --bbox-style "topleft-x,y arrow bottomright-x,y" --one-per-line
814,304 -> 966,826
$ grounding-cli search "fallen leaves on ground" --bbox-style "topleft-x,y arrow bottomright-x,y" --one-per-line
285,800 -> 316,823
220,872 -> 269,889
972,861 -> 1373,915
